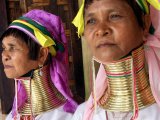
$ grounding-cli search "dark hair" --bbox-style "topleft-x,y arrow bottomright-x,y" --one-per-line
1,28 -> 40,60
1,28 -> 52,64
84,0 -> 145,29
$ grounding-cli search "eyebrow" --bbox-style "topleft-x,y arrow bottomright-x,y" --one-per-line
8,43 -> 16,46
85,6 -> 127,18
85,12 -> 94,18
2,43 -> 16,47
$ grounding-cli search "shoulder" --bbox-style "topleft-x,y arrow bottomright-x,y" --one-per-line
5,112 -> 12,120
36,105 -> 73,120
71,102 -> 87,120
138,103 -> 160,120
75,102 -> 87,113
5,106 -> 73,120
72,102 -> 107,120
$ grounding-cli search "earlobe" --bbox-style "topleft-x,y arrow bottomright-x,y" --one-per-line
38,47 -> 49,65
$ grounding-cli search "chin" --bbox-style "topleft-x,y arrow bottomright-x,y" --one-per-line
5,73 -> 19,79
5,75 -> 15,79
95,55 -> 122,63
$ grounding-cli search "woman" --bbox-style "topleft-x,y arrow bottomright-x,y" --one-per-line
72,0 -> 160,120
1,9 -> 77,120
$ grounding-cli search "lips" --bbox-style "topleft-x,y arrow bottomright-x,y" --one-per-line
97,41 -> 115,48
4,65 -> 13,69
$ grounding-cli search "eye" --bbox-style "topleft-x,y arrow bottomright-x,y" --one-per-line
8,46 -> 21,52
9,46 -> 18,52
1,45 -> 6,51
2,46 -> 18,52
109,14 -> 123,20
86,18 -> 96,25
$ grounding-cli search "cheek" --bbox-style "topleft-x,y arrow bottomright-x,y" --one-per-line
13,57 -> 28,73
84,26 -> 95,38
13,54 -> 32,70
84,30 -> 95,50
85,38 -> 95,54
115,25 -> 143,48
12,54 -> 26,65
14,59 -> 38,77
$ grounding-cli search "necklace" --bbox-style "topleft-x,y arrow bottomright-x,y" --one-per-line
13,65 -> 66,119
99,46 -> 155,112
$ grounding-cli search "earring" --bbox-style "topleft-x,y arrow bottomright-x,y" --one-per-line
38,65 -> 43,76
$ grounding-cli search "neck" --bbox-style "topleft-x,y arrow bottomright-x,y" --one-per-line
99,46 -> 155,112
16,65 -> 66,116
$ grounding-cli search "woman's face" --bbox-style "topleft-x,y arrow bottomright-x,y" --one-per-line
2,36 -> 39,79
84,0 -> 144,63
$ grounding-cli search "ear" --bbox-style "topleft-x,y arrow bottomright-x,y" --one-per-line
143,14 -> 151,37
38,47 -> 49,65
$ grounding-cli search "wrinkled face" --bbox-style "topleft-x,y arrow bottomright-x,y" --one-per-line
2,36 -> 39,79
84,0 -> 144,63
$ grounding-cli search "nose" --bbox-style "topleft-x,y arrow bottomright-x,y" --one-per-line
95,22 -> 112,37
2,50 -> 11,62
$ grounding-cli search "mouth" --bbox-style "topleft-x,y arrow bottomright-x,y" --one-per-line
4,65 -> 13,69
97,42 -> 115,48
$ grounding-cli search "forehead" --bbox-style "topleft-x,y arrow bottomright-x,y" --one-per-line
86,0 -> 128,4
85,0 -> 130,12
2,35 -> 26,46
84,0 -> 134,20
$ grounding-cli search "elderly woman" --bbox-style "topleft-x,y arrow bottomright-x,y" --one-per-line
1,9 -> 77,120
72,0 -> 160,120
